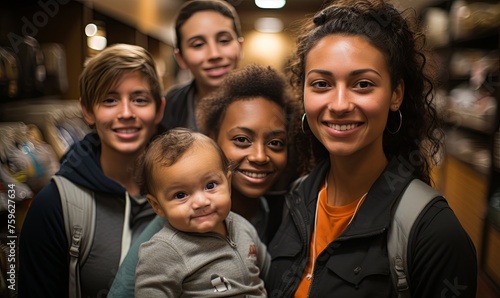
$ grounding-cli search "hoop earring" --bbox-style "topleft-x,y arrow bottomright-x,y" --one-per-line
386,109 -> 402,134
301,113 -> 309,134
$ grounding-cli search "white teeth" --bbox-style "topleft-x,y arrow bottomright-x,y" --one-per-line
240,171 -> 267,178
328,123 -> 359,131
115,128 -> 138,133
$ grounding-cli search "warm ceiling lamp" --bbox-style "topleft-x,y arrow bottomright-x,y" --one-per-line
85,22 -> 107,51
255,17 -> 284,33
255,0 -> 286,9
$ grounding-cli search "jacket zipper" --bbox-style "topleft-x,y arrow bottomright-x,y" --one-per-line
304,227 -> 389,297
224,219 -> 251,285
282,200 -> 310,297
307,275 -> 314,298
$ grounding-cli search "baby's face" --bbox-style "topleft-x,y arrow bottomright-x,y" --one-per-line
147,144 -> 231,236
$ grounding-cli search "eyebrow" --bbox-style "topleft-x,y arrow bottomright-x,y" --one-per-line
107,90 -> 151,96
205,171 -> 225,180
186,30 -> 234,44
228,126 -> 286,136
306,68 -> 382,78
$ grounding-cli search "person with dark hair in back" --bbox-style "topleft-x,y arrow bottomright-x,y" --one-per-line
162,0 -> 243,132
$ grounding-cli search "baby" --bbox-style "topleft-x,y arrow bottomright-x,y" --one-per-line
134,128 -> 269,297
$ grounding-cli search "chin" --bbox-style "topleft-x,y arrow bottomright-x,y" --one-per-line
243,191 -> 267,200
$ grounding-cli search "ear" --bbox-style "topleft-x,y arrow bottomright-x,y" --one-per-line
146,194 -> 166,218
236,37 -> 244,62
174,48 -> 188,70
154,97 -> 166,125
390,80 -> 404,111
80,98 -> 95,126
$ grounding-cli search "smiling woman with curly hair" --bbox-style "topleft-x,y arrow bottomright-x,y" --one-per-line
266,0 -> 477,297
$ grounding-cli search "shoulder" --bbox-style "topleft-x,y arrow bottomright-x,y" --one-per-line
228,211 -> 254,231
147,223 -> 179,243
165,80 -> 194,101
139,227 -> 182,260
412,197 -> 470,241
20,180 -> 68,263
408,197 -> 477,296
229,211 -> 254,230
229,212 -> 262,242
24,180 -> 63,222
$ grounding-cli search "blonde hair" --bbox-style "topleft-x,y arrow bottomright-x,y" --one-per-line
79,43 -> 163,112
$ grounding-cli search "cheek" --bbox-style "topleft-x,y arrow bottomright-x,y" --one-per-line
183,51 -> 205,66
223,45 -> 241,61
139,109 -> 161,125
164,204 -> 185,222
219,143 -> 245,164
270,151 -> 287,171
92,109 -> 114,125
365,101 -> 391,123
303,94 -> 323,117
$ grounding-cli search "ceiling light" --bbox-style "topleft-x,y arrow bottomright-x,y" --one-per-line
88,36 -> 107,51
255,0 -> 286,9
86,22 -> 107,51
255,17 -> 283,33
85,23 -> 98,37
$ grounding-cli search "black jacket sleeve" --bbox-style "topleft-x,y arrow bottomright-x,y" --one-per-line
409,199 -> 477,298
18,181 -> 68,298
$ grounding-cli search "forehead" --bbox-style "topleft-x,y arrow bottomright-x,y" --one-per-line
306,34 -> 388,73
180,10 -> 236,40
156,142 -> 223,177
108,70 -> 148,90
222,97 -> 286,129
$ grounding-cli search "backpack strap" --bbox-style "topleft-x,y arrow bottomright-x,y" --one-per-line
388,179 -> 441,298
53,175 -> 95,298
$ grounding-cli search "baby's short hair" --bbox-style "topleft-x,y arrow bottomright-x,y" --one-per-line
136,128 -> 230,195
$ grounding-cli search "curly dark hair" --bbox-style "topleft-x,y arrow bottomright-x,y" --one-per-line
288,0 -> 442,184
197,63 -> 306,175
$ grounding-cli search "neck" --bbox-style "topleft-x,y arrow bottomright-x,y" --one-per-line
100,149 -> 141,196
230,190 -> 261,221
195,82 -> 216,104
327,151 -> 388,206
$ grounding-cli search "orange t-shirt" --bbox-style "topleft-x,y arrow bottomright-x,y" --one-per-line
294,184 -> 364,297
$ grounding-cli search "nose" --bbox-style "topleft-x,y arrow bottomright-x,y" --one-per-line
207,41 -> 222,60
118,101 -> 136,120
192,192 -> 211,209
247,143 -> 269,164
327,85 -> 353,115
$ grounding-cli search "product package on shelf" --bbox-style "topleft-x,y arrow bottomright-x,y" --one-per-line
0,122 -> 59,211
0,99 -> 92,159
450,0 -> 500,41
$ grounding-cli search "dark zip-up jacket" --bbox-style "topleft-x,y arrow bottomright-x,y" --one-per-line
19,133 -> 155,298
267,158 -> 477,297
161,79 -> 198,131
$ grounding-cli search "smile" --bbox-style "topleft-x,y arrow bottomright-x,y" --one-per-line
192,211 -> 215,219
205,66 -> 229,77
239,170 -> 269,179
113,128 -> 140,133
327,123 -> 360,131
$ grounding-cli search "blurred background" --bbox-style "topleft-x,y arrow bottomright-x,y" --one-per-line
0,0 -> 499,297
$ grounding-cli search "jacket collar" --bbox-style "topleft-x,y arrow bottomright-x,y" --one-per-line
342,157 -> 415,237
294,157 -> 416,237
